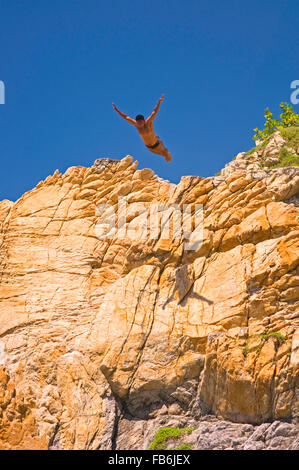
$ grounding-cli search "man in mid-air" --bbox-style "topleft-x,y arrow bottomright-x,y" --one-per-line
112,94 -> 172,162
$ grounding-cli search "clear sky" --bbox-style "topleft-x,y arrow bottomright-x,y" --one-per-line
0,0 -> 298,202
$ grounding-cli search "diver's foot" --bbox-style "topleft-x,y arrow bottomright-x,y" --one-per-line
164,152 -> 172,162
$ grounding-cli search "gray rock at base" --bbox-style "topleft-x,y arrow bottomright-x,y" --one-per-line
243,440 -> 266,450
266,421 -> 297,440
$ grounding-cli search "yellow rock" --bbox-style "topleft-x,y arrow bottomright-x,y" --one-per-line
0,151 -> 298,449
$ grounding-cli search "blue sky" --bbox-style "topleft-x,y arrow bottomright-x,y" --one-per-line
0,0 -> 298,202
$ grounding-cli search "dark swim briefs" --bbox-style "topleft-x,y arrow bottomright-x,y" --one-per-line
146,138 -> 160,149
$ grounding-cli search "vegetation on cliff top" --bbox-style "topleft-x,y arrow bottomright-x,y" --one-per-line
281,126 -> 299,149
268,146 -> 299,168
246,126 -> 299,168
214,104 -> 299,175
253,102 -> 299,141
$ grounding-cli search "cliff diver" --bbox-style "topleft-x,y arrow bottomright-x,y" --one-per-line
112,94 -> 172,162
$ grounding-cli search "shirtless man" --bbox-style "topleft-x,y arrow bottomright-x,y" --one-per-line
112,94 -> 172,162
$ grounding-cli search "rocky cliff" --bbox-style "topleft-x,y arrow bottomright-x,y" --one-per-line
0,129 -> 298,450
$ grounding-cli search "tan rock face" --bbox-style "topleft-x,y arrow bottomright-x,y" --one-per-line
0,148 -> 298,449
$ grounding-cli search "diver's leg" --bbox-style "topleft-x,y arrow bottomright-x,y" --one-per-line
158,141 -> 172,162
149,140 -> 172,162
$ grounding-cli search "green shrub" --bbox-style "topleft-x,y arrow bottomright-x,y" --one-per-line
246,147 -> 257,156
149,427 -> 195,450
176,443 -> 194,450
246,138 -> 270,156
281,126 -> 299,149
253,103 -> 299,141
269,147 -> 299,168
242,331 -> 286,358
258,332 -> 286,342
242,343 -> 249,357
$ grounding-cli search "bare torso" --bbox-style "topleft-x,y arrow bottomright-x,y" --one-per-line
112,95 -> 171,161
136,120 -> 158,146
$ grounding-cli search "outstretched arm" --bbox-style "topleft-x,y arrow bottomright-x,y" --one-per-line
147,94 -> 165,122
112,103 -> 136,125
